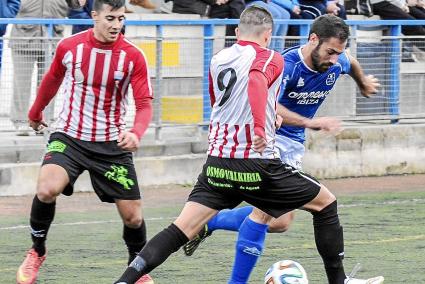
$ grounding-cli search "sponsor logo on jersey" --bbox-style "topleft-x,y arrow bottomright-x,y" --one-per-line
287,90 -> 330,104
326,73 -> 336,85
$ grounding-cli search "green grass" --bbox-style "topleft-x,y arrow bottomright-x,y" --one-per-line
1,190 -> 425,283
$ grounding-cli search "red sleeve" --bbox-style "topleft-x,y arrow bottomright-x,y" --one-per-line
28,41 -> 67,122
250,50 -> 284,86
247,50 -> 284,139
208,69 -> 215,107
248,70 -> 268,138
130,52 -> 154,140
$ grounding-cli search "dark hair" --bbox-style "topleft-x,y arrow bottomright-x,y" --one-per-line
93,0 -> 126,12
309,14 -> 350,43
238,5 -> 274,37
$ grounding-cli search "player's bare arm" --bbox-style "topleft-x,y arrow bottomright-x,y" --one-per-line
277,103 -> 310,127
306,117 -> 341,134
277,103 -> 341,133
347,53 -> 380,98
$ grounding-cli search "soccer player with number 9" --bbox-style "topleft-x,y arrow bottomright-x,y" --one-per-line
115,6 -> 383,284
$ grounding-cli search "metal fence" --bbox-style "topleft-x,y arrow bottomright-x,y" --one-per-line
0,18 -> 424,138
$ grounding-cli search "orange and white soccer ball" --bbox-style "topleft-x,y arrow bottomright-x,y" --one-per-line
264,260 -> 309,284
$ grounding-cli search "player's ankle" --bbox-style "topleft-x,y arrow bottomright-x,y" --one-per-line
32,244 -> 46,257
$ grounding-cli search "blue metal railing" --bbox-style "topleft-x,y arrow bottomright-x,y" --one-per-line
1,18 -> 424,123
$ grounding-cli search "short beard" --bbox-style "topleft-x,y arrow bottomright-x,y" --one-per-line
311,42 -> 322,71
311,42 -> 331,73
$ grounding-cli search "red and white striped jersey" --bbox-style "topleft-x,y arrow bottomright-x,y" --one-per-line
48,29 -> 153,141
208,41 -> 284,159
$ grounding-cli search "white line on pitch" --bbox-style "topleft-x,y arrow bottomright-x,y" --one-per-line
0,216 -> 176,231
338,198 -> 425,208
1,198 -> 424,231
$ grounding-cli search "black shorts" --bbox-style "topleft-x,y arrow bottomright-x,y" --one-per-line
42,132 -> 140,203
188,156 -> 321,218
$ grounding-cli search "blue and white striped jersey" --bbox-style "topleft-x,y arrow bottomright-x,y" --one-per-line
276,45 -> 351,144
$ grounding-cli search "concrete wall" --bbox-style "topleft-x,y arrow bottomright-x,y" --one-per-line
303,123 -> 425,178
2,123 -> 425,196
0,154 -> 207,196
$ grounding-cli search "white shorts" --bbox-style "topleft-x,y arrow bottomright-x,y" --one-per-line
275,135 -> 305,170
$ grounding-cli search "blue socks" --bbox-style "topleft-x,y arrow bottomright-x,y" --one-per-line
208,206 -> 254,232
206,207 -> 268,283
228,217 -> 268,284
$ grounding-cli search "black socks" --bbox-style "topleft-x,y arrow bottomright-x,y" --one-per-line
30,195 -> 56,256
312,200 -> 346,284
123,222 -> 147,265
115,223 -> 189,283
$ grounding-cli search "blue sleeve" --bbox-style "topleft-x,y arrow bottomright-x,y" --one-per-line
1,0 -> 21,18
339,51 -> 351,74
278,61 -> 295,104
271,0 -> 295,10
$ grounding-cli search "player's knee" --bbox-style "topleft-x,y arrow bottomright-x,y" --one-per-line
268,212 -> 294,233
306,185 -> 336,212
249,208 -> 273,224
122,215 -> 143,228
268,222 -> 290,233
36,181 -> 60,202
317,186 -> 336,209
312,200 -> 339,227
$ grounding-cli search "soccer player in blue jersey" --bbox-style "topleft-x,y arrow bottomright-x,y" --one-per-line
182,14 -> 382,284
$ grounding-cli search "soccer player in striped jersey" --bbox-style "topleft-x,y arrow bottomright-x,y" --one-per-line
115,8 -> 382,284
16,1 -> 154,283
183,15 -> 383,284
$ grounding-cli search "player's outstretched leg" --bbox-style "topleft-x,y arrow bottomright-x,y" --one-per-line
311,197 -> 384,284
17,196 -> 55,284
208,207 -> 254,232
183,207 -> 295,256
116,202 -> 217,283
183,206 -> 254,256
228,208 -> 271,284
115,223 -> 189,284
312,200 -> 346,283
